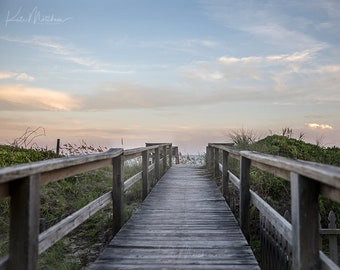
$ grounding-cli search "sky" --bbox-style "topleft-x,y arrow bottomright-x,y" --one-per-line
0,0 -> 339,153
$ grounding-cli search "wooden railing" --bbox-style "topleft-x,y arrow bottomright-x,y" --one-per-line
0,143 -> 178,270
206,143 -> 340,270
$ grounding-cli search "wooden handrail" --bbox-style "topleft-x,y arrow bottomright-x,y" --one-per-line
207,143 -> 340,270
0,148 -> 123,184
0,143 -> 178,270
208,144 -> 340,202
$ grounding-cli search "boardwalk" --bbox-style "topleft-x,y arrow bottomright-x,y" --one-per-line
88,165 -> 259,269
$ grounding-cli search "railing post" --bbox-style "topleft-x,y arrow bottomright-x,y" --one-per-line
209,146 -> 213,172
214,148 -> 219,178
142,150 -> 149,199
56,138 -> 60,157
169,144 -> 173,167
328,211 -> 338,264
290,173 -> 320,269
175,147 -> 180,164
206,145 -> 213,173
112,154 -> 124,235
155,147 -> 160,182
222,150 -> 229,203
162,145 -> 167,175
240,156 -> 251,242
9,174 -> 40,270
206,146 -> 209,169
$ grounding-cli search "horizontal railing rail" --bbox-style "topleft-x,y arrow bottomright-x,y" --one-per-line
207,143 -> 340,270
0,143 -> 178,270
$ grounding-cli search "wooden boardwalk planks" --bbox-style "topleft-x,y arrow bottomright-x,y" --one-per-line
88,165 -> 259,269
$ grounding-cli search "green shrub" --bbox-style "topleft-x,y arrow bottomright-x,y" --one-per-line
0,145 -> 58,168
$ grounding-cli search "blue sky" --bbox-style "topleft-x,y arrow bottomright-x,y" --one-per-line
0,0 -> 339,153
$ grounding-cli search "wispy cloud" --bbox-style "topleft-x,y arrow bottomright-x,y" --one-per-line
78,81 -> 287,110
245,23 -> 327,51
110,36 -> 220,55
0,84 -> 79,111
200,0 -> 329,53
0,71 -> 35,81
219,49 -> 318,65
306,123 -> 334,130
0,35 -> 133,74
79,82 -> 190,110
1,35 -> 85,64
322,0 -> 340,22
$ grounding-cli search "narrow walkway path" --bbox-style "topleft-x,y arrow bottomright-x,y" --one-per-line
88,165 -> 259,269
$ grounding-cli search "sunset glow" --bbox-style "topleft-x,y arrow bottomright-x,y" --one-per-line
1,1 -> 339,152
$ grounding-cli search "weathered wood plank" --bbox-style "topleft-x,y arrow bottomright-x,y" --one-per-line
0,149 -> 123,183
112,155 -> 124,235
9,174 -> 40,270
124,144 -> 171,161
123,172 -> 142,191
251,159 -> 290,180
241,150 -> 340,189
291,172 -> 320,269
214,148 -> 220,177
142,150 -> 149,199
0,183 -> 9,198
38,191 -> 112,254
90,264 -> 260,270
320,250 -> 340,270
250,190 -> 292,244
162,145 -> 167,175
154,147 -> 160,181
222,151 -> 229,202
240,157 -> 251,241
40,159 -> 112,185
89,165 -> 259,270
0,255 -> 8,270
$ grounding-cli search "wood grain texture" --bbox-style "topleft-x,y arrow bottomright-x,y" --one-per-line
112,155 -> 124,235
291,172 -> 320,269
88,165 -> 259,270
38,191 -> 112,254
240,157 -> 251,242
9,174 -> 40,270
241,150 -> 340,189
0,148 -> 123,184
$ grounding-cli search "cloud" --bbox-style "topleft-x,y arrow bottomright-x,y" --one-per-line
180,47 -> 340,104
80,82 -> 191,110
306,123 -> 334,130
79,81 -> 255,111
0,36 -> 132,74
78,80 -> 290,111
219,56 -> 263,65
1,36 -> 95,67
219,49 -> 318,65
246,23 -> 327,51
200,0 -> 329,52
0,84 -> 79,111
15,73 -> 35,81
0,72 -> 14,80
111,37 -> 220,54
0,72 -> 35,81
0,80 -> 285,112
322,0 -> 340,21
2,48 -> 335,113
